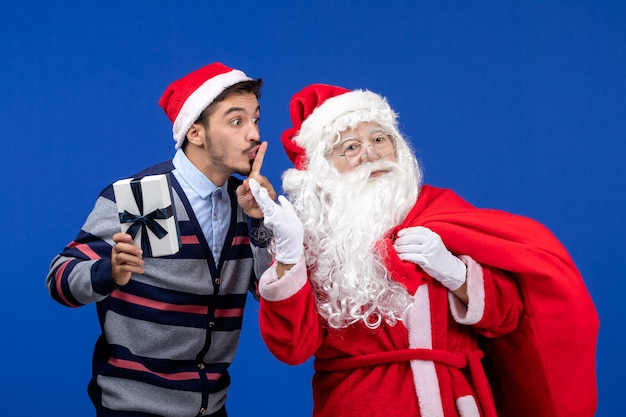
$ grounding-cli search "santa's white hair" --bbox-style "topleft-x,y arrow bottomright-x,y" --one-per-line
282,89 -> 423,329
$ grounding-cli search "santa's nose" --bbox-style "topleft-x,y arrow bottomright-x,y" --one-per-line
359,144 -> 381,164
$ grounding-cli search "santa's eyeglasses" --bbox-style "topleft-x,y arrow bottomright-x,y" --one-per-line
337,134 -> 397,167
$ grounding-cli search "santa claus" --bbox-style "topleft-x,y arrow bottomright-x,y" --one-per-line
249,84 -> 598,417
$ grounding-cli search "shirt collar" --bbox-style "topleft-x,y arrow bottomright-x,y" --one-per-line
173,149 -> 228,200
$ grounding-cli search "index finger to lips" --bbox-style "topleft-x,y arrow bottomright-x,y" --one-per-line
250,142 -> 267,177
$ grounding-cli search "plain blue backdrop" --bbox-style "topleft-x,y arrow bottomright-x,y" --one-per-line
2,1 -> 623,415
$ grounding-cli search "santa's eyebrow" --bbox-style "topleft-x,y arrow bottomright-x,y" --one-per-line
367,127 -> 387,135
340,128 -> 387,143
339,135 -> 358,142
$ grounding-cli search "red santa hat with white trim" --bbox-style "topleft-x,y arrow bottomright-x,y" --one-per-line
159,62 -> 252,149
281,83 -> 397,170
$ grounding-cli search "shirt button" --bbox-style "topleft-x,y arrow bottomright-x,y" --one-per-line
199,407 -> 206,414
208,321 -> 215,328
215,278 -> 221,285
198,363 -> 205,370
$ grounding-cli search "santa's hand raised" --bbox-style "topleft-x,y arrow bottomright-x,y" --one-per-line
249,179 -> 304,265
394,226 -> 466,291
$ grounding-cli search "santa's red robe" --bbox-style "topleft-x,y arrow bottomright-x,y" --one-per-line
259,185 -> 598,417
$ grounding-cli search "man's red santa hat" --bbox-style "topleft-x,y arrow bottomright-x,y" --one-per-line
159,62 -> 252,149
282,84 -> 398,170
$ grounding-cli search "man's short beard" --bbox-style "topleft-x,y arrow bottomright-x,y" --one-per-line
204,132 -> 259,177
284,155 -> 420,329
234,161 -> 253,177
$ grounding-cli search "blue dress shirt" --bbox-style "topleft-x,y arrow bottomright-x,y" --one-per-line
172,149 -> 230,266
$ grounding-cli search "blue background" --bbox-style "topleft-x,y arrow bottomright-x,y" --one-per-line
2,1 -> 623,415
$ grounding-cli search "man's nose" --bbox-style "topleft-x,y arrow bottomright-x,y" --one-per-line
247,122 -> 260,142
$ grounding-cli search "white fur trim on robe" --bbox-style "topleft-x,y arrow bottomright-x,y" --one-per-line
406,284 -> 445,417
456,395 -> 480,417
258,257 -> 307,302
448,255 -> 485,325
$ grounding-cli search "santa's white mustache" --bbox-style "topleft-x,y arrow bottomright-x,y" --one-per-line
344,160 -> 401,183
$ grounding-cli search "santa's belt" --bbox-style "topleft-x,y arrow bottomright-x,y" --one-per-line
314,348 -> 496,417
314,347 -> 475,372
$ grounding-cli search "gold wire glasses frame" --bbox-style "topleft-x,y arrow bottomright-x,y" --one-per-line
337,134 -> 397,167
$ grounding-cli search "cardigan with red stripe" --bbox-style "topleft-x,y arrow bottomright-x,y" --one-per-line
46,160 -> 271,417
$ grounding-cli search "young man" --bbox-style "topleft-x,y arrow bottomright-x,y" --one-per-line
249,84 -> 599,417
46,63 -> 274,417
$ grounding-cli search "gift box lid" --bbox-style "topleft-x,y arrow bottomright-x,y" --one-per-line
113,173 -> 181,257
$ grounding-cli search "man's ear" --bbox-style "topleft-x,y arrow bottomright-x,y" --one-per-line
186,123 -> 205,146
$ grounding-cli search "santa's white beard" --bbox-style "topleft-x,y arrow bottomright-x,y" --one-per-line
294,159 -> 419,329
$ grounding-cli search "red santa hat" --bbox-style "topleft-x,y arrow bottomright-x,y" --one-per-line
281,83 -> 396,170
159,62 -> 252,149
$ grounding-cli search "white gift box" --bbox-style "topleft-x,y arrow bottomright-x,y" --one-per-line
113,174 -> 181,257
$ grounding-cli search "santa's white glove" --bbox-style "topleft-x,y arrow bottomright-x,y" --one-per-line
394,226 -> 466,291
249,179 -> 304,264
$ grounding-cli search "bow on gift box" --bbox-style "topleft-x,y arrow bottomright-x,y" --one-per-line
119,180 -> 174,257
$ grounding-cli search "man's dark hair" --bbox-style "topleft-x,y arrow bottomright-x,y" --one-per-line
181,79 -> 263,150
196,79 -> 263,126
